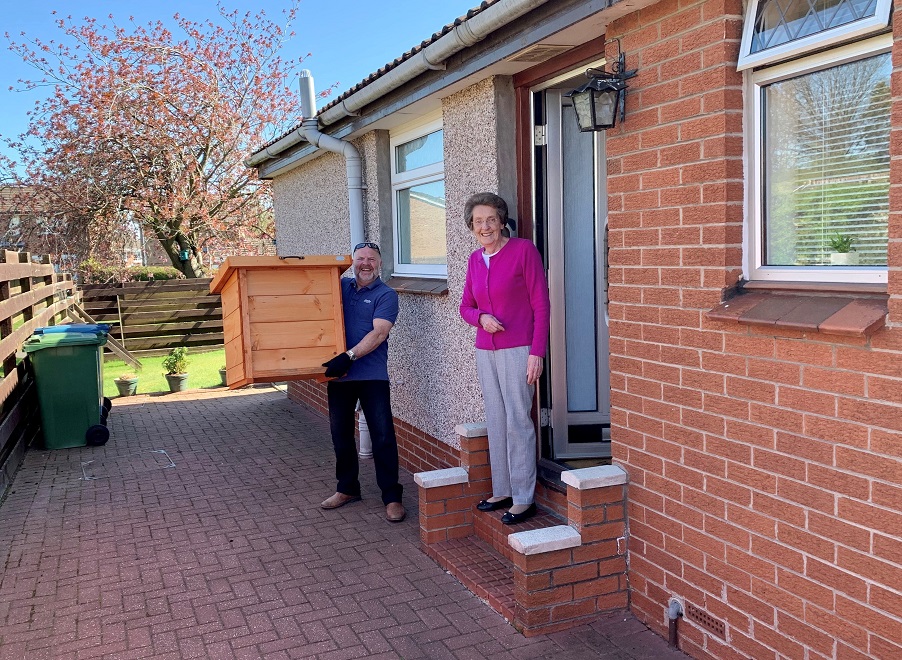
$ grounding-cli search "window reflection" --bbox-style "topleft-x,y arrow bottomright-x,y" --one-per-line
397,181 -> 446,265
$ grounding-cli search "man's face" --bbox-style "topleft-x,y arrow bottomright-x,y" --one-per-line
353,247 -> 381,286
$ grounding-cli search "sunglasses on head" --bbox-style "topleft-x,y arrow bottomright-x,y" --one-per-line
354,242 -> 381,253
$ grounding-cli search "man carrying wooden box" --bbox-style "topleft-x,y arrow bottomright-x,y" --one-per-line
320,242 -> 405,522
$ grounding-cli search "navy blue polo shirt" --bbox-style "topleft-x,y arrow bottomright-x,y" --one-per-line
339,276 -> 398,381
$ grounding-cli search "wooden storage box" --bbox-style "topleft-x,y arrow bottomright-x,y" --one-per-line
210,255 -> 351,389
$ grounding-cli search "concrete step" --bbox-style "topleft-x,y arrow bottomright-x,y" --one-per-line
472,502 -> 567,563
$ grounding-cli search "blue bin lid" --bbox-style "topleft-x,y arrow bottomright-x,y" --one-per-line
34,324 -> 111,335
23,331 -> 109,352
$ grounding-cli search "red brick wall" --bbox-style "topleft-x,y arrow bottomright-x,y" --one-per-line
606,0 -> 902,658
287,381 -> 457,474
395,417 -> 458,473
287,380 -> 329,417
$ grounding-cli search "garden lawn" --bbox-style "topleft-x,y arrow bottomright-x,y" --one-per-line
104,348 -> 225,398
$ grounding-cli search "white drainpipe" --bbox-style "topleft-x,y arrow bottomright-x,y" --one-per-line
299,70 -> 371,457
297,71 -> 365,251
356,402 -> 373,459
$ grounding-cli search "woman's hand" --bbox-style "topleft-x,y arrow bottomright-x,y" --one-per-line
479,314 -> 504,333
527,355 -> 543,385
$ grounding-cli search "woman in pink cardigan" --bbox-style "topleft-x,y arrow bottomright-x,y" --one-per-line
459,192 -> 550,524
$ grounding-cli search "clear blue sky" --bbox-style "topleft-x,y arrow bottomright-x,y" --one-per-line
0,0 -> 478,158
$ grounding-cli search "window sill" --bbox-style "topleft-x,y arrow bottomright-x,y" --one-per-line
385,276 -> 448,296
706,282 -> 888,337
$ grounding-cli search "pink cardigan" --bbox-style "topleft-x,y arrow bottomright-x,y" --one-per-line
459,237 -> 551,357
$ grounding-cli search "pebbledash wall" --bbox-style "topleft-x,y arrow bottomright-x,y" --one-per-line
274,77 -> 516,462
598,0 -> 902,658
267,2 -> 901,659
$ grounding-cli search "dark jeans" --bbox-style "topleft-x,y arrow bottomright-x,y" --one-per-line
327,379 -> 402,505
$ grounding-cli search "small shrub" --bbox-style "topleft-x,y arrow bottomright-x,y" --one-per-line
129,266 -> 184,281
828,234 -> 855,253
79,259 -> 184,283
80,258 -> 122,284
162,347 -> 189,374
116,371 -> 138,381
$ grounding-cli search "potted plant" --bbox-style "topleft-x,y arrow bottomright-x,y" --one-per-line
114,371 -> 139,397
219,364 -> 228,387
828,233 -> 859,265
162,347 -> 189,393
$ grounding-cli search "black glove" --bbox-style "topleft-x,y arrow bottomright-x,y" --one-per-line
322,352 -> 353,378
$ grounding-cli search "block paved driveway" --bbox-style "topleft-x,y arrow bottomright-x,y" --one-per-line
0,386 -> 688,660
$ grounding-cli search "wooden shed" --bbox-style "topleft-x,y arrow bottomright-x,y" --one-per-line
210,255 -> 351,389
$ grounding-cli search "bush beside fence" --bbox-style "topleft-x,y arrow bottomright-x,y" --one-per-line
80,259 -> 184,283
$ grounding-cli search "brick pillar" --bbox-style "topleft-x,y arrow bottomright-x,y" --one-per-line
414,467 -> 474,544
414,424 -> 494,545
560,466 -> 631,621
457,423 -> 491,500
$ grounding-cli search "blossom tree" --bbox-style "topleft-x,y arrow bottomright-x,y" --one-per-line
3,2 -> 318,276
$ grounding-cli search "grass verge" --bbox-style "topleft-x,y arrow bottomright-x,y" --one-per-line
104,347 -> 225,398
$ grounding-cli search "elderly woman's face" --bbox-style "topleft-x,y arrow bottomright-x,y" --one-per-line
471,205 -> 504,249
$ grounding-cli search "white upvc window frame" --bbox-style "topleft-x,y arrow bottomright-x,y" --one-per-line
745,34 -> 890,285
737,0 -> 892,71
389,113 -> 447,278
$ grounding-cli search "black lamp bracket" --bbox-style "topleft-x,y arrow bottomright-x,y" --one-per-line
586,38 -> 637,83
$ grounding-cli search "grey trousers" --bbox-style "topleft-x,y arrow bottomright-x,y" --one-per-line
475,346 -> 537,506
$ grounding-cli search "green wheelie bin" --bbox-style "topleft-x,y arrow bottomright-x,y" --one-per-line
23,330 -> 112,449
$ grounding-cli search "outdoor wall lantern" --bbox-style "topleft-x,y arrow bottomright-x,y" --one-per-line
567,39 -> 637,131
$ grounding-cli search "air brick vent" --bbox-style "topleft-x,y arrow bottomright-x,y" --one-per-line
686,603 -> 726,639
507,44 -> 574,63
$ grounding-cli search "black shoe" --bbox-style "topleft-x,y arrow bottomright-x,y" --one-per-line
476,497 -> 513,512
501,503 -> 537,525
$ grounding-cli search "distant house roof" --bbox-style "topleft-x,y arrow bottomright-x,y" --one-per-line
254,0 -> 497,154
0,186 -> 52,215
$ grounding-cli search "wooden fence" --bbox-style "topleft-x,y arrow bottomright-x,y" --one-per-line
79,279 -> 223,354
0,251 -> 76,498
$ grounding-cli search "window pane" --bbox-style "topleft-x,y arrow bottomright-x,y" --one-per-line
396,130 -> 443,173
750,0 -> 880,54
763,52 -> 889,267
397,180 -> 446,265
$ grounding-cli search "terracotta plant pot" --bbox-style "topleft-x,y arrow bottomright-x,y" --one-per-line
114,377 -> 138,397
165,373 -> 189,393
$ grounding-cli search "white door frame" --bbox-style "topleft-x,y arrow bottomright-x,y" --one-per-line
531,68 -> 611,460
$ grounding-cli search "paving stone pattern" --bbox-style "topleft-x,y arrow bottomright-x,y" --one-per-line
0,387 -> 689,659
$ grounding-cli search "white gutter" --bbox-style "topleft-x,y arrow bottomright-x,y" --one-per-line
245,131 -> 304,166
318,0 -> 549,126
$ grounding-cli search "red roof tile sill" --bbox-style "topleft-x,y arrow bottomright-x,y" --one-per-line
706,288 -> 888,337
